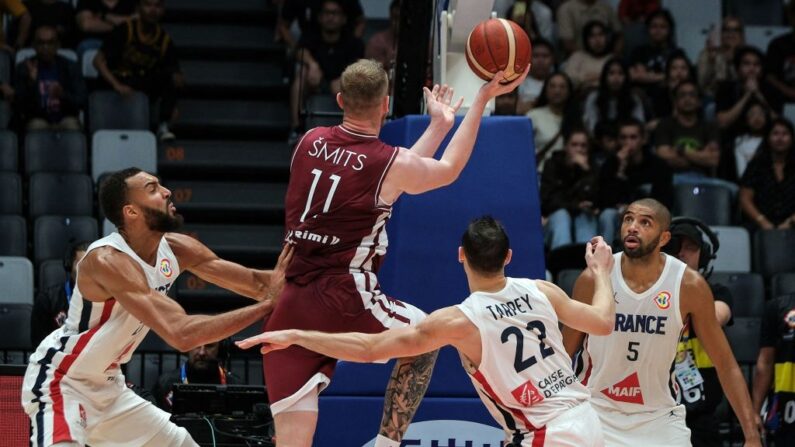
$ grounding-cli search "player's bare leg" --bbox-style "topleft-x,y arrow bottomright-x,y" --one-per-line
273,411 -> 318,447
377,350 -> 439,444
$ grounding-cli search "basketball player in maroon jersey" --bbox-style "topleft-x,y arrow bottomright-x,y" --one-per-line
263,59 -> 528,447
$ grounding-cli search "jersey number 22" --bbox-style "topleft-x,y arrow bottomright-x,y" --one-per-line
501,320 -> 555,373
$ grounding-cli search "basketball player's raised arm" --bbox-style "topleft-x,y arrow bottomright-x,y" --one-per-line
407,84 -> 463,158
561,272 -> 595,357
166,232 -> 293,302
236,307 -> 475,363
84,250 -> 275,352
684,270 -> 762,446
543,238 -> 615,337
384,67 -> 530,195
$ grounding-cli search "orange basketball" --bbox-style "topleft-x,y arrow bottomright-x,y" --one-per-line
465,18 -> 532,83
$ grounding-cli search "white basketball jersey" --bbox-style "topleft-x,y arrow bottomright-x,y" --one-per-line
457,277 -> 590,439
577,252 -> 686,416
29,233 -> 180,379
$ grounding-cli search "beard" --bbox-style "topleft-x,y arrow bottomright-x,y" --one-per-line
186,359 -> 222,383
623,233 -> 661,259
142,203 -> 183,232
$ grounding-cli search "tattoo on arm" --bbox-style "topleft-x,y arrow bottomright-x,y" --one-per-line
378,350 -> 439,441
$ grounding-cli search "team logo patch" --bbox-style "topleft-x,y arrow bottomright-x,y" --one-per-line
511,379 -> 544,407
785,310 -> 795,329
601,372 -> 644,404
653,291 -> 671,310
160,259 -> 173,278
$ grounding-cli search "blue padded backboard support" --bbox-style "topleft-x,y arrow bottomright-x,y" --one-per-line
315,115 -> 543,447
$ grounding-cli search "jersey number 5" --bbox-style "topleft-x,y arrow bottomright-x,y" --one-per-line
300,169 -> 341,222
501,320 -> 555,373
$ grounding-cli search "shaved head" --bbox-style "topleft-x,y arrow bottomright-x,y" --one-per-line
628,198 -> 671,230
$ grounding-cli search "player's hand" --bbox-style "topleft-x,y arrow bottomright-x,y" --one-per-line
235,330 -> 296,355
585,236 -> 613,274
479,65 -> 531,100
264,243 -> 294,302
424,84 -> 463,127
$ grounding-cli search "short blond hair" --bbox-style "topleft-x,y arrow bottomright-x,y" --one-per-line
340,59 -> 388,113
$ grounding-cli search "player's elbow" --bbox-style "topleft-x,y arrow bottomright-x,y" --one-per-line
592,315 -> 615,336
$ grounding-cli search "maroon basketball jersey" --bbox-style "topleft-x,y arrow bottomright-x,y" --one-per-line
284,125 -> 399,284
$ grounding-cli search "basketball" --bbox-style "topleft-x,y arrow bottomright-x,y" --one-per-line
465,18 -> 532,83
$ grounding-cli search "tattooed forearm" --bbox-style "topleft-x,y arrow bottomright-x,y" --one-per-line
379,349 -> 439,441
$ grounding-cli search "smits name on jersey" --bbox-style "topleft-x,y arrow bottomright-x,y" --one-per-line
307,136 -> 367,171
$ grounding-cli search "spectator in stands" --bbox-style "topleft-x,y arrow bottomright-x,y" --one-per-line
765,1 -> 795,103
739,118 -> 795,230
697,16 -> 744,99
723,100 -> 770,182
94,0 -> 183,141
153,340 -> 243,411
15,25 -> 85,131
365,0 -> 398,71
563,20 -> 613,91
629,9 -> 678,100
597,118 -> 673,244
288,0 -> 364,142
650,51 -> 696,120
277,0 -> 364,50
540,129 -> 604,249
527,72 -> 581,171
592,120 -> 618,166
716,46 -> 781,132
26,0 -> 77,48
654,80 -> 729,192
516,38 -> 555,115
30,241 -> 89,347
668,221 -> 734,447
506,0 -> 554,44
0,0 -> 31,51
583,58 -> 645,133
556,0 -> 622,56
752,292 -> 795,446
75,0 -> 136,55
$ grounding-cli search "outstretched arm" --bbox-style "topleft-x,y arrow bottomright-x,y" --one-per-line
684,270 -> 762,446
81,249 -> 273,352
542,237 -> 615,336
167,232 -> 293,302
382,67 -> 530,196
236,306 -> 476,362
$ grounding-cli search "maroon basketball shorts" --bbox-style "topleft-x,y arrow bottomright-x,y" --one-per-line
262,271 -> 427,414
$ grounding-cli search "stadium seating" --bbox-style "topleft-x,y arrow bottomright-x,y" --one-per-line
91,130 -> 157,182
165,181 -> 286,217
38,259 -> 66,290
28,173 -> 94,218
0,130 -> 17,171
0,216 -> 27,257
180,224 -> 284,262
0,257 -> 34,304
0,173 -> 22,215
33,216 -> 98,265
0,51 -> 9,84
305,94 -> 343,129
724,317 -> 761,365
0,101 -> 10,129
0,304 -> 33,351
81,48 -> 98,79
710,272 -> 765,318
25,131 -> 88,175
753,230 -> 795,278
14,48 -> 77,65
771,273 -> 795,299
710,226 -> 751,273
88,91 -> 150,134
673,183 -> 733,226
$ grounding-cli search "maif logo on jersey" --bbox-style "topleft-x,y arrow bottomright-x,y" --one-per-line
160,259 -> 173,278
654,291 -> 671,310
511,379 -> 544,407
601,372 -> 644,404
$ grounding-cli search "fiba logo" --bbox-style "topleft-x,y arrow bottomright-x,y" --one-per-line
160,259 -> 173,278
653,291 -> 671,310
362,420 -> 503,447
